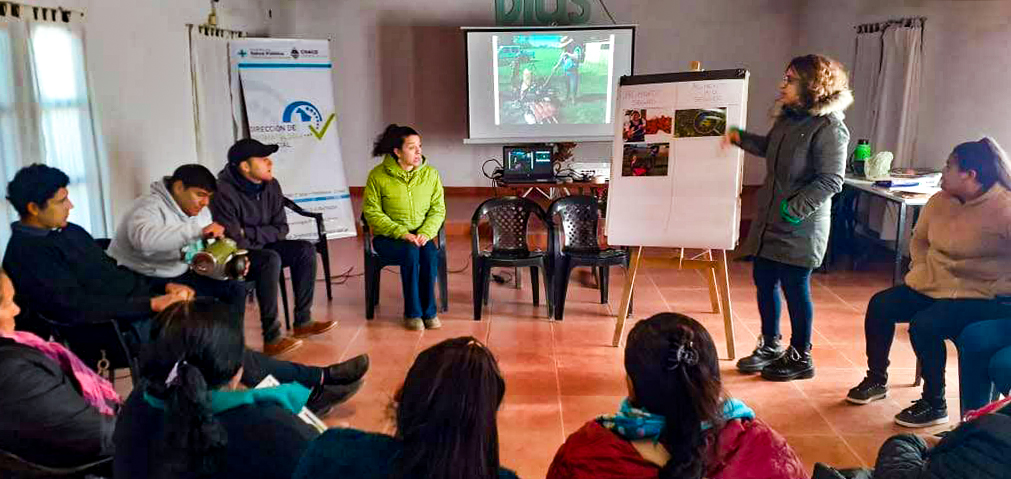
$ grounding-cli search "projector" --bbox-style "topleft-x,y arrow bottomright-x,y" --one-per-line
570,161 -> 611,179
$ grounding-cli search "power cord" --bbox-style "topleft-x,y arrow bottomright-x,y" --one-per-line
483,158 -> 504,182
597,0 -> 617,24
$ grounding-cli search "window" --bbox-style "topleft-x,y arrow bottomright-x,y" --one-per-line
0,13 -> 106,245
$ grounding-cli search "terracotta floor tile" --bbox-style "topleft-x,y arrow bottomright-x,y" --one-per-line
784,434 -> 866,470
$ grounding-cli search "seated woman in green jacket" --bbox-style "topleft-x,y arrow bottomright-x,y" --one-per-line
363,124 -> 446,331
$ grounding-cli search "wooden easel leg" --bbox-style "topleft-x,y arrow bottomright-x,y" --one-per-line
714,250 -> 736,360
613,246 -> 644,347
704,249 -> 721,314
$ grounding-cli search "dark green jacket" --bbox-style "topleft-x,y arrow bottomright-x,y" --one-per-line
734,90 -> 852,269
363,155 -> 446,240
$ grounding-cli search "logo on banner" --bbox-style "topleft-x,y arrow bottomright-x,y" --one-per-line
282,101 -> 335,140
291,48 -> 300,59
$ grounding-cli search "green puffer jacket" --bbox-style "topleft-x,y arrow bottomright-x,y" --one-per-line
363,154 -> 446,240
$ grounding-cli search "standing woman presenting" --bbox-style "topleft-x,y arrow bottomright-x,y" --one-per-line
725,54 -> 852,382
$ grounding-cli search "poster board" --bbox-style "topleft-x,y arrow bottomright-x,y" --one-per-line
229,38 -> 356,241
605,69 -> 749,250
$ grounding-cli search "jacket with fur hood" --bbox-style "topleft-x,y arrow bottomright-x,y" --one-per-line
108,178 -> 212,278
733,90 -> 853,269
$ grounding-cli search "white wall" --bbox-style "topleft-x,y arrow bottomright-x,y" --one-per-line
25,0 -> 286,221
797,0 -> 1011,169
282,0 -> 804,187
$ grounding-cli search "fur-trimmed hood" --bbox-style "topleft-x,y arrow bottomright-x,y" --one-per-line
775,88 -> 854,118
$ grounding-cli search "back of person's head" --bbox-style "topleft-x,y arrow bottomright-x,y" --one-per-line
952,137 -> 1011,191
625,313 -> 724,479
6,163 -> 69,218
787,54 -> 850,111
372,124 -> 419,158
168,164 -> 217,193
141,298 -> 245,478
392,336 -> 505,479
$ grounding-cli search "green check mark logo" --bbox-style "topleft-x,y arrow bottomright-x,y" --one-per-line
308,113 -> 335,140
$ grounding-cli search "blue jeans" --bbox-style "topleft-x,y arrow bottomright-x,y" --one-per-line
373,236 -> 439,320
753,257 -> 814,350
957,319 -> 1011,413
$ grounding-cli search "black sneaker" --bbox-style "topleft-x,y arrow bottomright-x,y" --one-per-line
736,335 -> 785,373
760,345 -> 815,381
307,378 -> 364,417
846,377 -> 888,405
894,399 -> 948,428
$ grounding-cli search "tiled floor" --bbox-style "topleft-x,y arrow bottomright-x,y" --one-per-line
224,237 -> 955,478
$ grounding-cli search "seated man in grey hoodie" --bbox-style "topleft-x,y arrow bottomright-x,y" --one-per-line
108,164 -> 333,357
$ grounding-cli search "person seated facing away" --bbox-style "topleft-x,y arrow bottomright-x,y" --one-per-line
115,299 -> 320,479
293,336 -> 519,479
814,396 -> 1011,479
846,138 -> 1011,428
0,269 -> 118,470
210,139 -> 336,356
2,163 -> 368,417
107,164 -> 248,334
362,124 -> 446,331
548,312 -> 807,479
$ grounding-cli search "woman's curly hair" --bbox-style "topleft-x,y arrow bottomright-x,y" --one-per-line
788,54 -> 849,111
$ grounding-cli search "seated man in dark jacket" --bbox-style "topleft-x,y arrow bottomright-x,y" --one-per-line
210,139 -> 335,356
814,397 -> 1011,479
0,269 -> 116,470
2,164 -> 368,417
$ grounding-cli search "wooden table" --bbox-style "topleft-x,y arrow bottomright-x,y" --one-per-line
493,180 -> 608,200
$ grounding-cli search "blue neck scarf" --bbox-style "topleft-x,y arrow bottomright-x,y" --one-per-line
596,397 -> 755,440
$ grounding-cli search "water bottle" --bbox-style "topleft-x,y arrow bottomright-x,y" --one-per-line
853,139 -> 871,177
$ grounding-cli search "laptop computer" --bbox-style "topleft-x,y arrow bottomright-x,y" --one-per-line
501,145 -> 556,183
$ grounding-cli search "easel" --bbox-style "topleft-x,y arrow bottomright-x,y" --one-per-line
610,61 -> 737,360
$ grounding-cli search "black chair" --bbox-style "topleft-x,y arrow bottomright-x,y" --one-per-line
13,293 -> 139,385
272,198 -> 335,330
360,214 -> 449,320
0,448 -> 111,478
471,197 -> 553,321
547,195 -> 630,321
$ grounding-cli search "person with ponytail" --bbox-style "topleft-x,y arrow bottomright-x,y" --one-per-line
847,137 -> 1011,428
293,336 -> 519,479
362,124 -> 446,331
113,298 -> 321,479
547,313 -> 807,479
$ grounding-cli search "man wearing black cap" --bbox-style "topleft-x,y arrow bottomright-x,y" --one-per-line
211,139 -> 335,357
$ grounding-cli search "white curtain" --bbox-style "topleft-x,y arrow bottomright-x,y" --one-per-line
189,26 -> 241,168
871,24 -> 924,169
0,10 -> 107,244
851,19 -> 925,242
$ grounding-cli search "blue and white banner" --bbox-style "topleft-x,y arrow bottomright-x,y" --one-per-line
230,38 -> 355,240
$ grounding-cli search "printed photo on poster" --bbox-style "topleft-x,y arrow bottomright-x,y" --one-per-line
674,108 -> 727,138
622,143 -> 670,177
622,109 -> 646,142
494,32 -> 616,125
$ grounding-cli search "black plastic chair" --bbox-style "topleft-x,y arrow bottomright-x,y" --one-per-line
360,214 -> 449,320
547,195 -> 630,321
0,447 -> 112,478
13,293 -> 139,386
471,197 -> 553,320
275,197 -> 336,329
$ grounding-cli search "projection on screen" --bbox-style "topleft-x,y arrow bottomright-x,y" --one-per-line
465,26 -> 635,143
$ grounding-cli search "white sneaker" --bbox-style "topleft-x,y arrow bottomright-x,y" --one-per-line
423,317 -> 442,330
404,318 -> 424,331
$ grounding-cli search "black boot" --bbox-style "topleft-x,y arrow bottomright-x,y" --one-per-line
761,345 -> 815,381
736,335 -> 785,373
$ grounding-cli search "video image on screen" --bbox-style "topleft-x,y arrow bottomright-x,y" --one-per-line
494,32 -> 615,126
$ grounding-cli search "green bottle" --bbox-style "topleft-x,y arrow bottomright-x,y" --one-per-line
853,139 -> 871,176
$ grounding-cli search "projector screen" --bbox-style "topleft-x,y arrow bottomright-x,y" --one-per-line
464,26 -> 635,144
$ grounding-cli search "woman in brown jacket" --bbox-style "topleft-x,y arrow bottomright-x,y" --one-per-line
846,137 -> 1011,428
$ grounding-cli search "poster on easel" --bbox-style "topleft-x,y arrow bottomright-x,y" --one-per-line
606,69 -> 749,250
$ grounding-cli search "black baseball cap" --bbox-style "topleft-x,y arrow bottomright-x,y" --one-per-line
227,138 -> 279,165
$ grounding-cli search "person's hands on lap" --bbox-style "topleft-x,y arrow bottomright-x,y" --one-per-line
403,233 -> 419,246
417,234 -> 430,246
